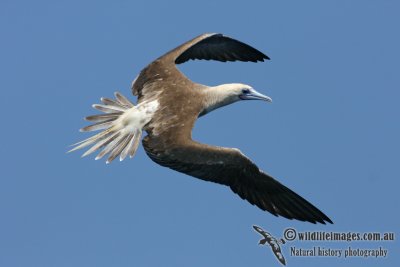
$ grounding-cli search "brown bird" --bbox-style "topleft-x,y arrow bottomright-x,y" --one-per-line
69,33 -> 333,224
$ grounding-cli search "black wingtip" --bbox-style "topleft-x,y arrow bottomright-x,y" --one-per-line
314,215 -> 333,225
174,33 -> 270,64
325,217 -> 334,224
254,54 -> 270,62
307,211 -> 333,225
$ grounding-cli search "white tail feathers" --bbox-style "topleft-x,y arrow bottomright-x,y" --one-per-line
68,92 -> 157,164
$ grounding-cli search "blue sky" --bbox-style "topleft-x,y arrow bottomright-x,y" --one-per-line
1,0 -> 399,266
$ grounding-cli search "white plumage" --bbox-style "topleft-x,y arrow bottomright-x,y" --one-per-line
68,92 -> 159,163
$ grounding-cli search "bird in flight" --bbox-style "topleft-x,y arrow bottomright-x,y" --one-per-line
253,225 -> 287,265
69,33 -> 332,224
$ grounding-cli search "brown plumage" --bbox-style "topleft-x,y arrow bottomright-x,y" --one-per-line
70,33 -> 332,224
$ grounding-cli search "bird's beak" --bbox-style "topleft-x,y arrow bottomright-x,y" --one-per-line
240,89 -> 272,102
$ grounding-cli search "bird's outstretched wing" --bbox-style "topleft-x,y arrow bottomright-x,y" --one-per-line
172,33 -> 269,64
132,33 -> 268,100
143,138 -> 332,224
253,225 -> 269,238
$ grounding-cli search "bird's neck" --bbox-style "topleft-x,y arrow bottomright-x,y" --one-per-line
200,84 -> 238,117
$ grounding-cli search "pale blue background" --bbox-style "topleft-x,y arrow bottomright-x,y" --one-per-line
1,1 -> 399,266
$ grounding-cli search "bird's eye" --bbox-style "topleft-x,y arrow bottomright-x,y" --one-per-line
242,89 -> 250,94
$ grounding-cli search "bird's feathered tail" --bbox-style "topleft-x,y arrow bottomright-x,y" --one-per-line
68,92 -> 148,164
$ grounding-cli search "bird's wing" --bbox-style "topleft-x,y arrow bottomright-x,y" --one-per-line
143,139 -> 332,224
132,33 -> 268,100
253,225 -> 266,235
253,225 -> 270,238
172,33 -> 269,64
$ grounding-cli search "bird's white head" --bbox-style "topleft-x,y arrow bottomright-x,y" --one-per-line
201,83 -> 272,116
221,83 -> 272,102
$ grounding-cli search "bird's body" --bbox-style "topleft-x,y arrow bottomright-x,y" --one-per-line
70,33 -> 332,224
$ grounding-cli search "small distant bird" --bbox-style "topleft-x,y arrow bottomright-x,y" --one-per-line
69,33 -> 332,224
253,225 -> 286,265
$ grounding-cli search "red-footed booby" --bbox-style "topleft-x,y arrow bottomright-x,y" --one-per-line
69,33 -> 333,224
